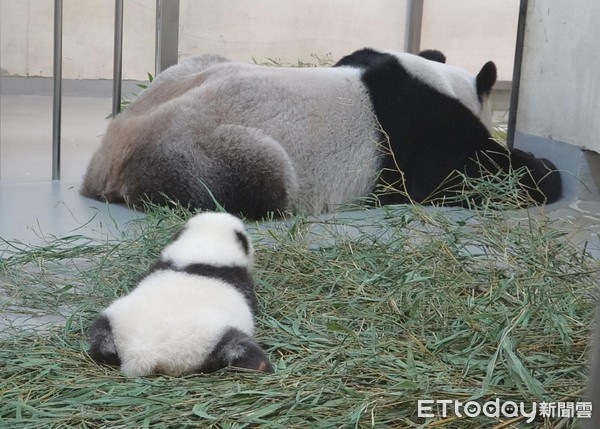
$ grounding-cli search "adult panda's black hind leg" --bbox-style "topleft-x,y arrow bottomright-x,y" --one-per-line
201,327 -> 274,373
122,124 -> 299,220
205,125 -> 299,219
88,313 -> 121,367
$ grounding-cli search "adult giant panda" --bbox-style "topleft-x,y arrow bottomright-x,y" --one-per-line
88,212 -> 273,376
81,48 -> 561,218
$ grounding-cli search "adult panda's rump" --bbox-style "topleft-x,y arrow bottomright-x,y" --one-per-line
84,123 -> 299,219
125,124 -> 298,218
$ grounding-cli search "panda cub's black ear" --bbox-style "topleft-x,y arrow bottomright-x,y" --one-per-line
418,49 -> 446,63
235,230 -> 250,255
476,61 -> 497,99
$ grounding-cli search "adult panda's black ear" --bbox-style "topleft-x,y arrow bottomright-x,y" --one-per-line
418,49 -> 446,63
476,61 -> 497,100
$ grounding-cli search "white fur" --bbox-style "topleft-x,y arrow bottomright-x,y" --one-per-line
162,212 -> 254,268
104,270 -> 254,377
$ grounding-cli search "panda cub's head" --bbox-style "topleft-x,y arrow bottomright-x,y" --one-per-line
88,212 -> 273,377
162,211 -> 255,269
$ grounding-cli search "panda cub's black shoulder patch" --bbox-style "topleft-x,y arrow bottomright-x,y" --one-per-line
182,263 -> 257,311
144,259 -> 258,311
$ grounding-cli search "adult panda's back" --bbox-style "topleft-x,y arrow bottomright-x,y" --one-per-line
82,60 -> 383,215
177,63 -> 383,212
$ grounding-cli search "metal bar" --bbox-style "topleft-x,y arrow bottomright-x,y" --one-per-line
52,0 -> 62,180
405,0 -> 424,53
507,0 -> 528,149
155,0 -> 180,76
112,0 -> 124,117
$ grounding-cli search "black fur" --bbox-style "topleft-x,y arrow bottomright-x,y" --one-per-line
333,47 -> 389,69
145,259 -> 257,311
418,49 -> 447,63
200,327 -> 273,373
88,313 -> 121,366
334,48 -> 447,68
235,230 -> 250,255
121,134 -> 291,220
356,54 -> 561,205
476,61 -> 497,100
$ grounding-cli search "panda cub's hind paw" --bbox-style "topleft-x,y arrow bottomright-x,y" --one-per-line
203,327 -> 274,374
88,313 -> 121,367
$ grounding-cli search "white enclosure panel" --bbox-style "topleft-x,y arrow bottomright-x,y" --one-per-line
516,1 -> 600,152
420,0 -> 519,82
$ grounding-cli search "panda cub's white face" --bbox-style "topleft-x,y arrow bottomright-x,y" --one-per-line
386,51 -> 494,131
162,211 -> 255,269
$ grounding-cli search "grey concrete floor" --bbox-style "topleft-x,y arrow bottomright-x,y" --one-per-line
1,92 -> 142,251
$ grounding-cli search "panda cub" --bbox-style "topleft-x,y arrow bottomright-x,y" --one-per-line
88,212 -> 273,376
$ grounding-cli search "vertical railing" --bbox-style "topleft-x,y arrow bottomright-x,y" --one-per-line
507,0 -> 529,149
52,0 -> 62,180
51,0 -> 179,180
112,0 -> 124,117
405,0 -> 424,54
155,0 -> 180,75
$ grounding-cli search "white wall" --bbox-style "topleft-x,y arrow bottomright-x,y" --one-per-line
1,0 -> 519,81
0,0 -> 407,80
178,0 -> 407,66
516,1 -> 600,152
420,0 -> 519,82
0,0 -> 155,79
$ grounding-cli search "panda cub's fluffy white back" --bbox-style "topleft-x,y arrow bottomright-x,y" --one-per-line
88,212 -> 273,376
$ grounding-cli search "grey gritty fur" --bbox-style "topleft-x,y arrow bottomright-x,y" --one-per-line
81,54 -> 380,215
